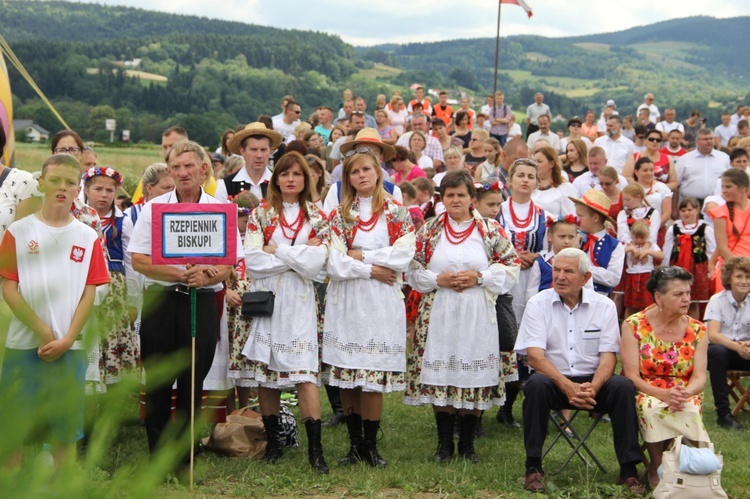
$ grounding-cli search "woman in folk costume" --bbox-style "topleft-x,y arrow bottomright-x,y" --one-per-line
241,151 -> 331,474
323,136 -> 415,469
82,167 -> 139,388
405,170 -> 519,463
498,158 -> 549,324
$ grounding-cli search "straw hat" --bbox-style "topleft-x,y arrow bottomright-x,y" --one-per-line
339,127 -> 396,162
227,122 -> 283,154
568,189 -> 615,225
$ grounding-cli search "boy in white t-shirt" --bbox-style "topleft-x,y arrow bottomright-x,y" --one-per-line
0,154 -> 109,469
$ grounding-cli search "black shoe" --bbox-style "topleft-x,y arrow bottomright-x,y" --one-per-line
362,419 -> 387,468
457,414 -> 480,463
323,411 -> 346,428
304,419 -> 329,474
340,445 -> 361,465
434,412 -> 455,463
261,414 -> 284,463
717,413 -> 745,430
340,413 -> 363,465
496,406 -> 521,428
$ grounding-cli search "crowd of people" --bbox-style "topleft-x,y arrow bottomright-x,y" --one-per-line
1,87 -> 750,495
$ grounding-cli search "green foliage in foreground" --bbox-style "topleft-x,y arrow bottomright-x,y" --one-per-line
1,369 -> 749,498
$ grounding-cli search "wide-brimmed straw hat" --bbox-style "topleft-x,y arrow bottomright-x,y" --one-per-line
568,189 -> 615,225
339,127 -> 396,162
228,122 -> 283,154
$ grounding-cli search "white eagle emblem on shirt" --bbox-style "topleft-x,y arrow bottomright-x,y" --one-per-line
70,246 -> 86,263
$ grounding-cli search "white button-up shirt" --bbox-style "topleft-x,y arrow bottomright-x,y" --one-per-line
704,290 -> 750,342
214,167 -> 273,203
515,287 -> 621,377
675,148 -> 730,200
128,189 -> 244,291
593,134 -> 635,173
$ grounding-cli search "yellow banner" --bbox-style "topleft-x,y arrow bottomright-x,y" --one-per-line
0,50 -> 14,166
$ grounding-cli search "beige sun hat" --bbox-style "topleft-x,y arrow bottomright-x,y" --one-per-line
568,189 -> 615,225
338,127 -> 396,162
227,122 -> 283,154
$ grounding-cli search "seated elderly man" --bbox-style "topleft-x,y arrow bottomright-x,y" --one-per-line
705,256 -> 750,430
515,248 -> 645,495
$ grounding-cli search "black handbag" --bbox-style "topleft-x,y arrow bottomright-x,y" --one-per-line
241,291 -> 275,317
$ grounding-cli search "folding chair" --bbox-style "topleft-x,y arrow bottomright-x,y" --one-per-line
727,370 -> 750,417
542,410 -> 606,474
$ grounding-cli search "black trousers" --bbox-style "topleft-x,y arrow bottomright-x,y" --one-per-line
522,373 -> 642,465
708,343 -> 750,417
140,287 -> 218,455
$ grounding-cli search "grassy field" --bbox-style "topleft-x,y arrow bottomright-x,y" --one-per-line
500,70 -> 603,99
14,142 -> 164,196
75,384 -> 750,497
360,63 -> 404,80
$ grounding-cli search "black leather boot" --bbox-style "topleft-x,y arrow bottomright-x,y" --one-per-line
304,419 -> 329,474
261,414 -> 284,464
457,414 -> 480,463
340,412 -> 363,465
323,385 -> 345,427
434,412 -> 455,463
362,419 -> 386,468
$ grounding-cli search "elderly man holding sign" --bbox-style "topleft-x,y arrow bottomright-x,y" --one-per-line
129,140 -> 243,477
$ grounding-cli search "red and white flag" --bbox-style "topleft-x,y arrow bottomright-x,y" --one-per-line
500,0 -> 533,18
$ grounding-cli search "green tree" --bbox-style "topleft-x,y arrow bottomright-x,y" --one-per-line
88,105 -> 116,139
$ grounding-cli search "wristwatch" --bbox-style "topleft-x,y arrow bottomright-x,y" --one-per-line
476,274 -> 483,286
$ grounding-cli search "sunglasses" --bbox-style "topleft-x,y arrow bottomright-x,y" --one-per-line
646,137 -> 661,143
344,146 -> 378,158
54,147 -> 82,154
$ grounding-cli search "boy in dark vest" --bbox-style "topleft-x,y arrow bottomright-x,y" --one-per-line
569,190 -> 624,296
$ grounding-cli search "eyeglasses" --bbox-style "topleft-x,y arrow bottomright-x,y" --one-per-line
54,147 -> 82,154
646,137 -> 661,143
569,124 -> 581,128
344,146 -> 378,158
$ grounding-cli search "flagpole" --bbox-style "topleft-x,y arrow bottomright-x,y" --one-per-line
492,2 -> 502,116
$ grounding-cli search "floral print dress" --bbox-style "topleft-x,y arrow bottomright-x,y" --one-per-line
626,311 -> 710,443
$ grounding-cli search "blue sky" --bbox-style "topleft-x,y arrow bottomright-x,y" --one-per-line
62,0 -> 750,45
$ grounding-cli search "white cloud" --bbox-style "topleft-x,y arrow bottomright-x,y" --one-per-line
61,0 -> 750,45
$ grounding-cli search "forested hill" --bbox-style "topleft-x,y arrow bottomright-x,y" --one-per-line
1,2 -> 747,147
1,0 -> 316,41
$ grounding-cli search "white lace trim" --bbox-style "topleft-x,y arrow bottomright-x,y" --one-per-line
322,376 -> 406,393
403,394 -> 505,410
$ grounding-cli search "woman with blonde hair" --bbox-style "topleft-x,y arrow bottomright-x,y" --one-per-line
475,138 -> 502,182
532,146 -> 576,216
562,138 -> 589,181
290,122 -> 312,144
323,148 -> 415,468
386,96 -> 408,135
